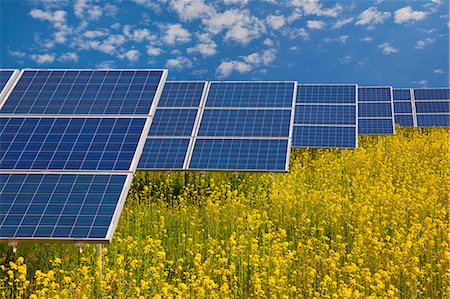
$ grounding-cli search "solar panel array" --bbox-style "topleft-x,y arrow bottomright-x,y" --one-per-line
393,88 -> 415,127
413,88 -> 450,127
293,85 -> 358,148
0,69 -> 167,243
358,87 -> 395,135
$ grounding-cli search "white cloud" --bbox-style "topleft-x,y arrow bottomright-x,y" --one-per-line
434,69 -> 444,74
263,38 -> 274,46
29,9 -> 66,23
216,61 -> 252,77
83,30 -> 108,39
378,42 -> 398,55
170,0 -> 215,22
338,55 -> 352,64
307,20 -> 326,29
415,37 -> 435,49
356,7 -> 391,26
74,0 -> 117,21
291,0 -> 342,17
412,80 -> 428,86
267,15 -> 286,30
123,26 -> 153,42
361,36 -> 374,42
119,49 -> 140,62
394,6 -> 427,24
290,46 -> 299,50
333,17 -> 353,29
96,60 -> 116,69
31,53 -> 55,64
58,52 -> 78,62
166,56 -> 193,70
163,24 -> 191,45
131,0 -> 161,11
323,35 -> 348,43
147,46 -> 163,56
242,49 -> 277,66
8,50 -> 26,58
187,33 -> 217,56
223,0 -> 249,5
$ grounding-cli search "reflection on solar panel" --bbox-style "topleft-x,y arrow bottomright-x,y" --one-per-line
0,69 -> 168,243
0,70 -> 19,105
293,84 -> 357,148
138,81 -> 207,170
0,70 -> 164,115
413,88 -> 450,127
358,87 -> 394,135
0,173 -> 130,241
187,81 -> 296,171
393,88 -> 415,127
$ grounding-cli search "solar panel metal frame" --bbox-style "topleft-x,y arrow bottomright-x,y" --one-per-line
137,81 -> 208,171
185,81 -> 297,172
412,87 -> 450,128
293,83 -> 358,149
0,70 -> 20,107
358,86 -> 395,135
0,68 -> 168,244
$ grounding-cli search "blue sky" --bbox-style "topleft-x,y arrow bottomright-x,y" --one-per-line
1,0 -> 448,87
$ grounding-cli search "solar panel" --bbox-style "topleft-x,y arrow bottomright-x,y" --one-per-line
413,88 -> 450,127
0,173 -> 130,241
293,84 -> 357,148
137,81 -> 207,170
0,71 -> 15,91
357,87 -> 394,135
0,70 -> 165,115
0,69 -> 168,243
186,81 -> 296,171
393,88 -> 415,127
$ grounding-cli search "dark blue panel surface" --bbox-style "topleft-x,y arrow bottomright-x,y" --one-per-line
206,82 -> 295,108
358,119 -> 394,134
0,117 -> 145,171
416,114 -> 450,127
394,114 -> 414,127
292,126 -> 356,148
189,139 -> 288,171
0,70 -> 164,115
157,82 -> 205,107
137,138 -> 189,169
0,173 -> 126,240
358,102 -> 393,117
358,87 -> 391,102
198,109 -> 291,137
0,71 -> 14,92
297,85 -> 357,104
414,88 -> 450,100
149,109 -> 197,136
294,105 -> 355,125
393,89 -> 411,101
394,102 -> 412,114
415,101 -> 450,113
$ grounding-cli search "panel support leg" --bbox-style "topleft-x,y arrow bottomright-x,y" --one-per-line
7,240 -> 18,253
96,244 -> 103,283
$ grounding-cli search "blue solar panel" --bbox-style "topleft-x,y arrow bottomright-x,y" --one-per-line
189,139 -> 288,171
393,89 -> 411,101
414,88 -> 450,100
0,70 -> 165,115
206,82 -> 295,107
358,119 -> 394,134
415,101 -> 450,113
0,117 -> 145,171
0,70 -> 14,92
416,114 -> 449,127
394,115 -> 414,127
198,109 -> 291,137
157,82 -> 205,107
295,105 -> 355,125
297,85 -> 356,104
358,102 -> 393,117
148,109 -> 197,136
292,126 -> 356,148
0,173 -> 127,240
358,87 -> 391,102
138,138 -> 190,169
393,101 -> 412,114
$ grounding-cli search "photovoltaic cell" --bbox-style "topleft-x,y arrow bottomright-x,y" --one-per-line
414,88 -> 450,100
0,117 -> 146,171
189,139 -> 288,171
393,89 -> 411,101
415,101 -> 450,113
394,115 -> 414,127
198,109 -> 291,137
0,70 -> 164,115
157,81 -> 205,107
393,101 -> 412,114
358,87 -> 391,102
148,109 -> 198,136
358,102 -> 393,117
358,87 -> 394,135
206,82 -> 295,107
137,138 -> 190,169
0,71 -> 14,92
0,173 -> 127,240
416,114 -> 449,127
358,119 -> 394,134
293,84 -> 357,148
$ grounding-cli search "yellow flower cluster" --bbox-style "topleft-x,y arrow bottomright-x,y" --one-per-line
0,127 -> 448,298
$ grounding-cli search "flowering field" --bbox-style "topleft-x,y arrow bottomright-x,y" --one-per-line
1,128 -> 449,298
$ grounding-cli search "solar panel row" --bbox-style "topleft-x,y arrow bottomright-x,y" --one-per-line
413,88 -> 450,127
